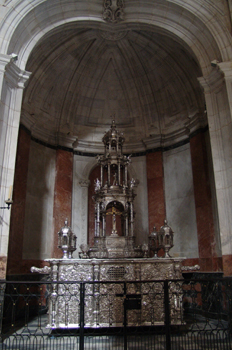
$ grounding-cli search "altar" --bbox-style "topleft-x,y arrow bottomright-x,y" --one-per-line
44,257 -> 184,329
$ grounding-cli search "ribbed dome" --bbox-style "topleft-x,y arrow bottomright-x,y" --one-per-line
22,24 -> 205,153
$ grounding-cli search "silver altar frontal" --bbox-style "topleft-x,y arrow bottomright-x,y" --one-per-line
32,120 -> 190,329
45,257 -> 184,328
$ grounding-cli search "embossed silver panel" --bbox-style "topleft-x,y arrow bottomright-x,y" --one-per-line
45,258 -> 185,329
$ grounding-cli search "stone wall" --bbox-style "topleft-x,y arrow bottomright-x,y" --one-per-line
6,130 -> 223,275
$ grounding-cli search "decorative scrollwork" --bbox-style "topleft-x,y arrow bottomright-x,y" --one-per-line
103,0 -> 124,23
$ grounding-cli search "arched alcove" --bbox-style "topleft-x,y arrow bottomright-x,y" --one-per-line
1,0 -> 232,277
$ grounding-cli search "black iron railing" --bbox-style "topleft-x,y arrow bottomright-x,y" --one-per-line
0,278 -> 231,350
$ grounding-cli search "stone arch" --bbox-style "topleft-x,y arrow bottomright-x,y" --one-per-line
0,0 -> 230,75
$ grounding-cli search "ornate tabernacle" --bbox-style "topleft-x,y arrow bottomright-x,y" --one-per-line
88,120 -> 143,259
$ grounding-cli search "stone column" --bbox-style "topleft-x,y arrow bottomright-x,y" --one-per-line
102,213 -> 106,237
78,179 -> 90,247
118,161 -> 121,185
100,164 -> 103,185
130,202 -> 134,237
218,62 -> 232,119
199,66 -> 232,275
53,149 -> 73,258
125,213 -> 129,237
108,162 -> 111,185
125,165 -> 128,186
96,202 -> 100,237
0,55 -> 30,278
146,152 -> 166,233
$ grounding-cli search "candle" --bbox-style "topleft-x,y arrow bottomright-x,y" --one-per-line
8,185 -> 12,200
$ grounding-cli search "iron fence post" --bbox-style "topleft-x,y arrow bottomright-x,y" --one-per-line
164,280 -> 171,350
0,282 -> 5,340
123,281 -> 127,350
79,282 -> 85,350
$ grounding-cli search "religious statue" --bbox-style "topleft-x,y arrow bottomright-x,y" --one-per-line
106,207 -> 122,235
130,178 -> 136,189
113,172 -> 118,186
94,178 -> 101,191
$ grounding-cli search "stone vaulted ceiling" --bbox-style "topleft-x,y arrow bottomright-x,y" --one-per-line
22,24 -> 205,153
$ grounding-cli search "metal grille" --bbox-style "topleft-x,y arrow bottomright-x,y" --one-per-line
0,278 -> 231,350
107,266 -> 125,280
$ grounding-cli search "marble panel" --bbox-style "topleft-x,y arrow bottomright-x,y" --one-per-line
72,155 -> 96,255
146,152 -> 163,179
216,186 -> 232,255
53,150 -> 73,258
130,156 -> 149,246
163,144 -> 198,259
190,132 -> 219,267
212,257 -> 223,272
23,141 -> 56,260
88,165 -> 100,248
146,152 -> 165,232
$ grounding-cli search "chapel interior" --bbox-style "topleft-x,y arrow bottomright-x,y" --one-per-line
1,0 -> 232,281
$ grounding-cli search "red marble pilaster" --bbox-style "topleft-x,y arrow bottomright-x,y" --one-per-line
7,127 -> 31,275
146,152 -> 166,233
190,132 -> 221,272
53,149 -> 73,258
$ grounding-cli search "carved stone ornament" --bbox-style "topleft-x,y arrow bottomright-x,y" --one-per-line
30,266 -> 51,274
103,0 -> 124,23
100,30 -> 128,41
79,179 -> 90,188
181,264 -> 200,271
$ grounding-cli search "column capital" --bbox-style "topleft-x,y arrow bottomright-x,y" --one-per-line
79,179 -> 90,188
218,61 -> 232,79
0,54 -> 12,72
4,61 -> 31,89
198,68 -> 224,93
0,54 -> 31,89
